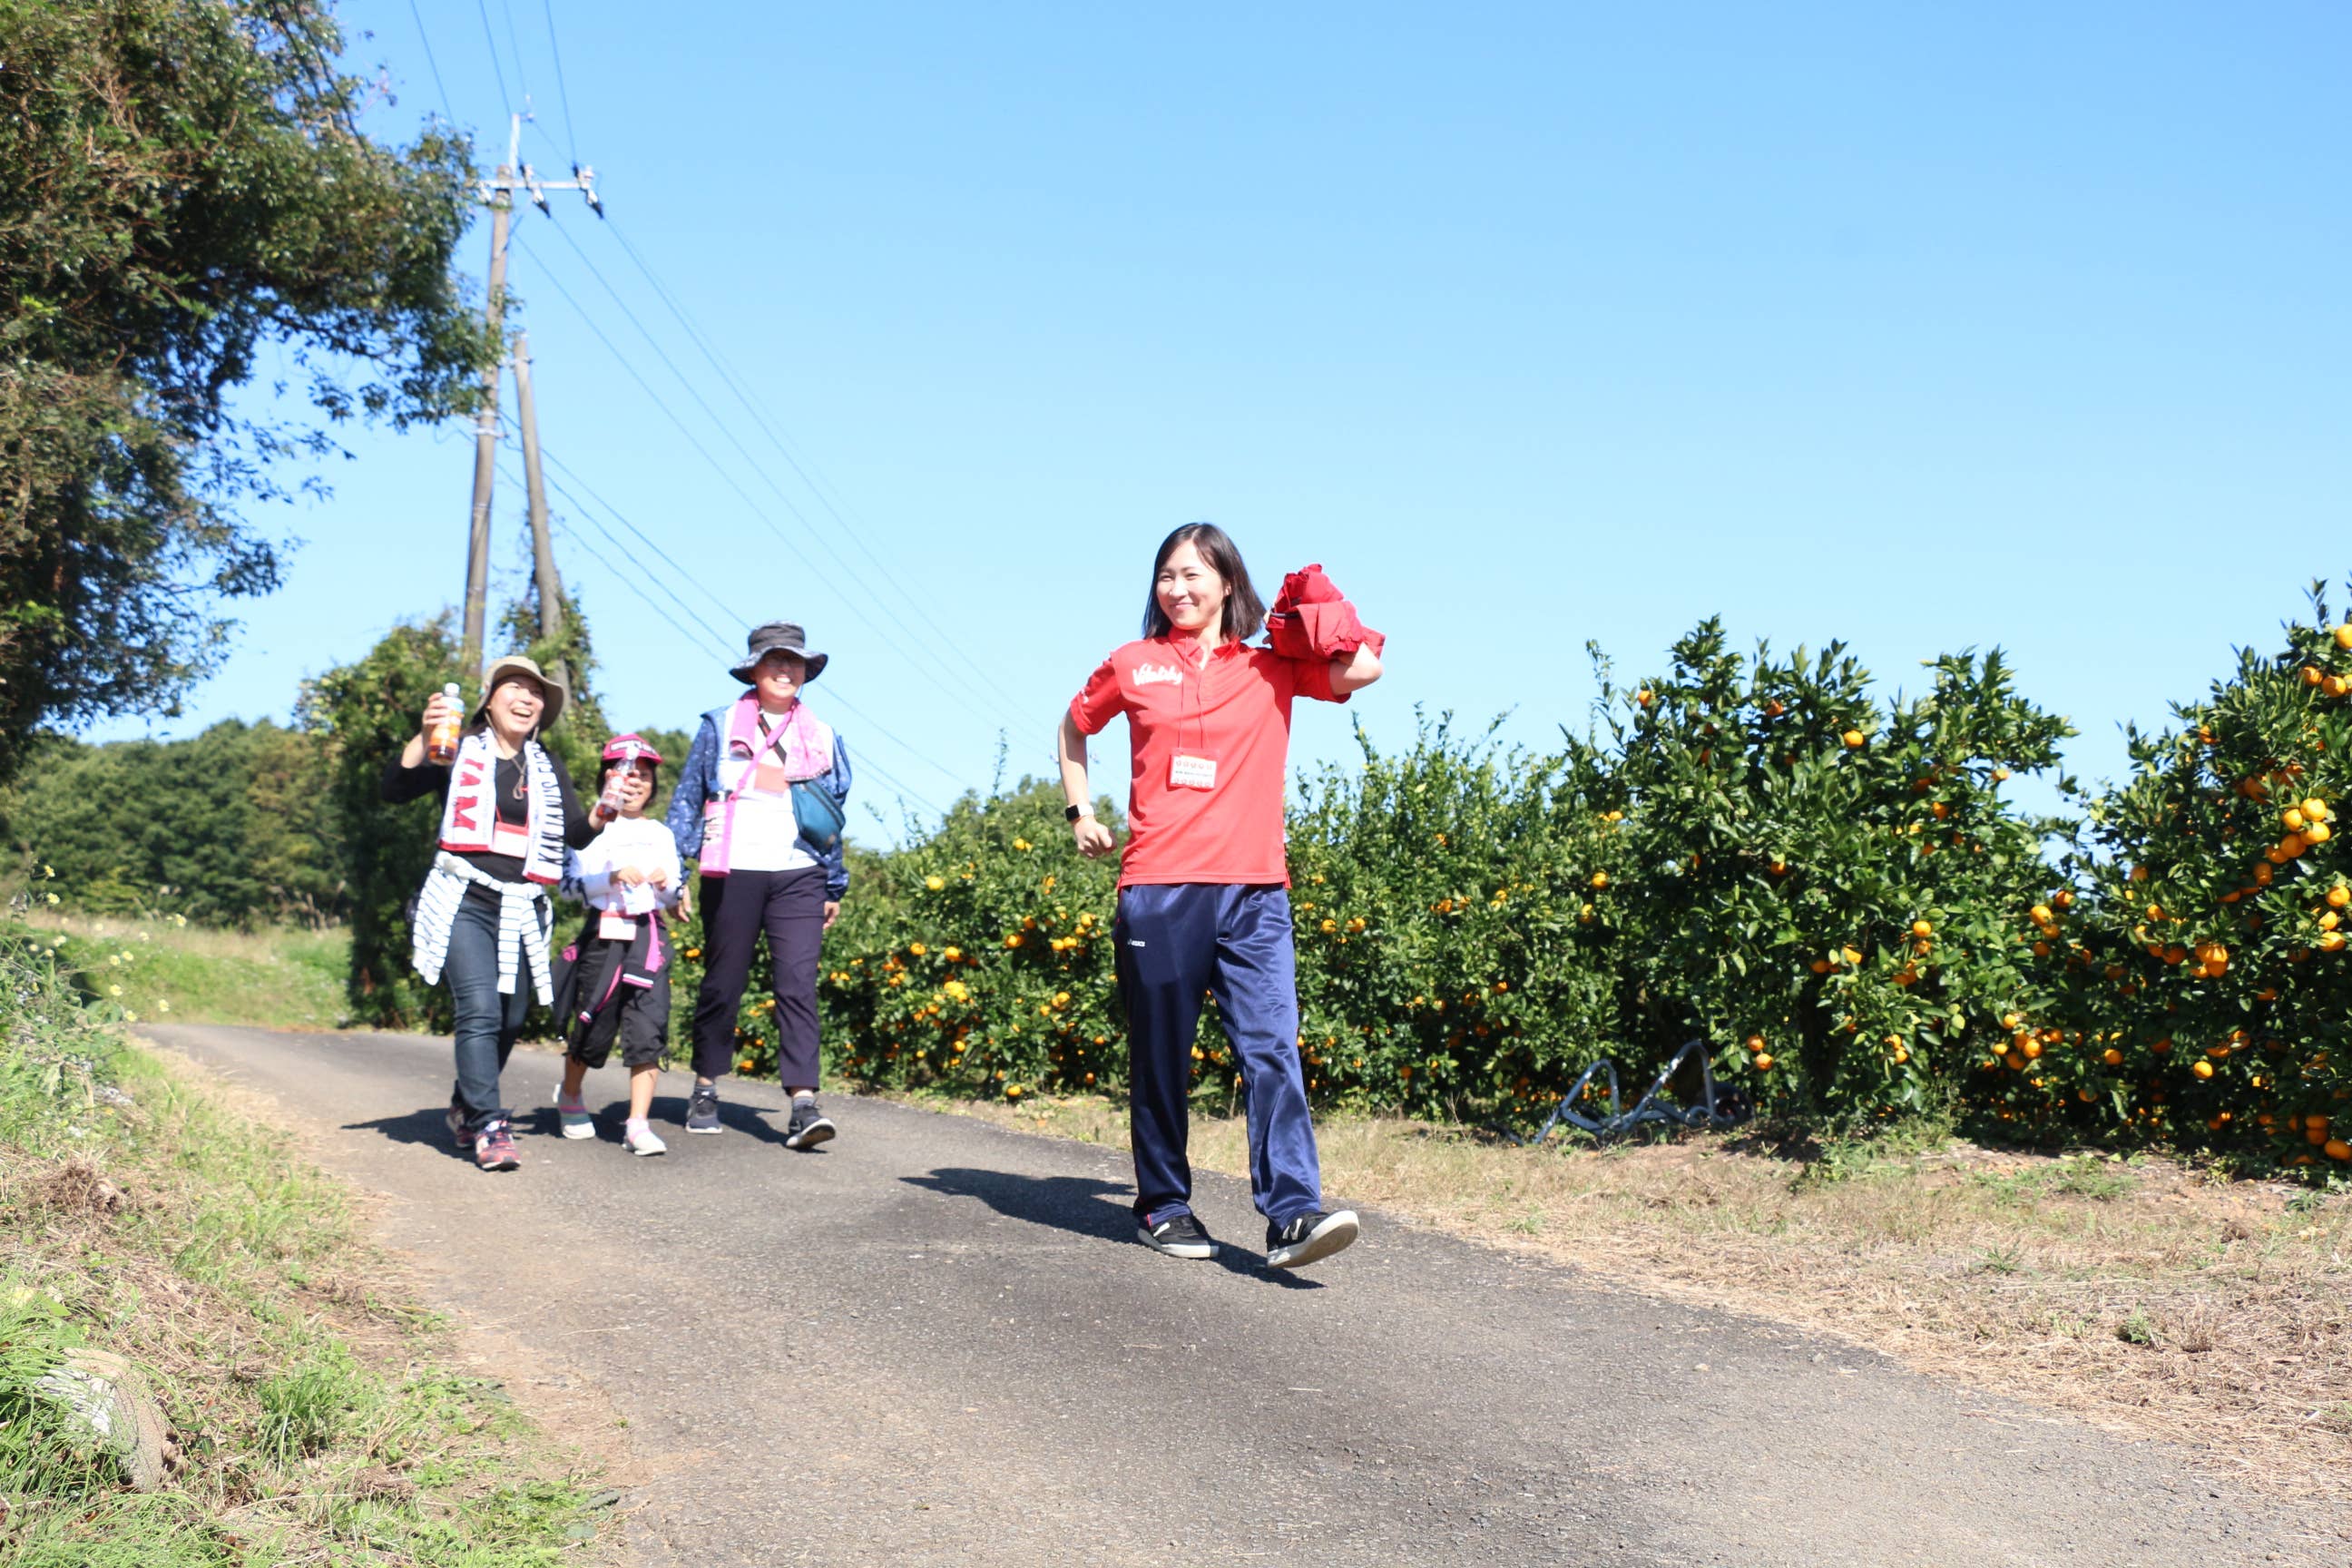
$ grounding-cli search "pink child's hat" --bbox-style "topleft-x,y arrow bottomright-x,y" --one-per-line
601,732 -> 664,765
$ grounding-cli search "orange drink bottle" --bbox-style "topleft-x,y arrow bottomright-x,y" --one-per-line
426,682 -> 463,764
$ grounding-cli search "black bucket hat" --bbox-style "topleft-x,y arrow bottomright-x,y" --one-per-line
730,622 -> 829,685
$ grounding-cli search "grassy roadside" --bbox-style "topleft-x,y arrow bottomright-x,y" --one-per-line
922,1090 -> 2352,1492
11,910 -> 349,1030
0,932 -> 609,1566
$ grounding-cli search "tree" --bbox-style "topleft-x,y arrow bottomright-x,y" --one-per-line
0,0 -> 494,783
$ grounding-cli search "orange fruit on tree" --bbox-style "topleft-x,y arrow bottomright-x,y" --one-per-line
1992,766 -> 2012,782
2308,821 -> 2333,844
2305,797 -> 2330,820
2305,666 -> 2325,686
2336,624 -> 2352,650
2328,1139 -> 2352,1162
1753,1054 -> 1775,1071
1911,918 -> 1933,937
2283,808 -> 2308,832
1842,730 -> 1866,749
1590,871 -> 1610,890
2102,1047 -> 2123,1065
2328,885 -> 2349,908
2192,1060 -> 2214,1079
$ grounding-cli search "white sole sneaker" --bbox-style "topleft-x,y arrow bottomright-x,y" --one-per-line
623,1128 -> 668,1157
555,1101 -> 596,1140
783,1116 -> 836,1151
1137,1221 -> 1218,1259
1267,1210 -> 1359,1269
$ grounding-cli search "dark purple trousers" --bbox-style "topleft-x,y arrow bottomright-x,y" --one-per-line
690,867 -> 826,1086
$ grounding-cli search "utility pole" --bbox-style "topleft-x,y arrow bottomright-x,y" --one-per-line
512,329 -> 565,684
457,113 -> 603,678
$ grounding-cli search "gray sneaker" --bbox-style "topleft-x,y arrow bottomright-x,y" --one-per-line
685,1084 -> 722,1135
783,1097 -> 836,1150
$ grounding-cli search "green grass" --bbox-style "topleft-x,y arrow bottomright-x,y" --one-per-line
10,910 -> 349,1029
0,931 -> 608,1565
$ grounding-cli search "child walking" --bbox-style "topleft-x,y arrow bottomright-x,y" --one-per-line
1056,524 -> 1385,1269
552,735 -> 682,1156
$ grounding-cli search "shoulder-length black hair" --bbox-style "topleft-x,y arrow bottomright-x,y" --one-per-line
1141,522 -> 1266,644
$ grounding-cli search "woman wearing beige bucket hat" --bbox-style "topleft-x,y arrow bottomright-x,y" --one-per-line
384,654 -> 601,1171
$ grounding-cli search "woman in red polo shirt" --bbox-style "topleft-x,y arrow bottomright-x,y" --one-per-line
1058,523 -> 1384,1269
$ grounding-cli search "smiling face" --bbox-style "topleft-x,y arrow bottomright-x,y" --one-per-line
752,648 -> 807,709
484,674 -> 545,741
1155,540 -> 1230,643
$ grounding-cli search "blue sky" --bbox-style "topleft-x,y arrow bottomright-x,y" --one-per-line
104,2 -> 2350,837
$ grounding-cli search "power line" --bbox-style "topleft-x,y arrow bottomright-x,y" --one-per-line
497,0 -> 534,109
599,217 -> 1032,730
539,0 -> 580,164
508,461 -> 951,818
405,0 -> 456,122
518,222 -> 1035,739
472,0 -> 511,113
505,439 -> 968,799
505,236 -> 1029,742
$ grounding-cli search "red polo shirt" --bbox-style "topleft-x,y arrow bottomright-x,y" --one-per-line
1069,632 -> 1347,887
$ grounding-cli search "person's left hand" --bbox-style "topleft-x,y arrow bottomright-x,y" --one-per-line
822,899 -> 841,930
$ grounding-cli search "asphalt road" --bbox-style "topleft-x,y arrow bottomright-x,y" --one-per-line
144,1024 -> 2333,1568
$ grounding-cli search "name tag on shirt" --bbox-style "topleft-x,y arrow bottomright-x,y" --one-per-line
492,821 -> 532,856
599,911 -> 638,941
1170,751 -> 1220,790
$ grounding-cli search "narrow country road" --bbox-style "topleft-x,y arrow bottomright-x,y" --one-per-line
145,1024 -> 2335,1567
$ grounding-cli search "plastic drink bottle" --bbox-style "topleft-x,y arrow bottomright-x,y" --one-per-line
426,683 -> 463,764
595,769 -> 628,826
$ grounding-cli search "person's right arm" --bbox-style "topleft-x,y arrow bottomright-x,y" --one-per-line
380,689 -> 462,803
1058,711 -> 1115,859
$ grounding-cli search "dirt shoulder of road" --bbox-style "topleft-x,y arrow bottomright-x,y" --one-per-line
910,1089 -> 2352,1496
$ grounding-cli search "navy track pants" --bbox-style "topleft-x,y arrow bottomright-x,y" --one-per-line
1114,883 -> 1323,1227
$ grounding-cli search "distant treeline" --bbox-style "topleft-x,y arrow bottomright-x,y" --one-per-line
4,720 -> 348,926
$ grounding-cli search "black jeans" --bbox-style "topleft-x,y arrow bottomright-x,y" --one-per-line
443,891 -> 534,1133
690,867 -> 826,1087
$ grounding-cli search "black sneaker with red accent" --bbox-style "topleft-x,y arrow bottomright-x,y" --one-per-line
473,1117 -> 520,1172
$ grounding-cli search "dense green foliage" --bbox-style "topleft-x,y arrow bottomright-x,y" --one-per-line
0,0 -> 493,783
17,593 -> 2352,1171
1,719 -> 343,925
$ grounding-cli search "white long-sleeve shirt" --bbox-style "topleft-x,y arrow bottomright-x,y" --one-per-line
564,815 -> 684,917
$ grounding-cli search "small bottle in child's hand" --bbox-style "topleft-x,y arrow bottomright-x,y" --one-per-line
594,770 -> 627,826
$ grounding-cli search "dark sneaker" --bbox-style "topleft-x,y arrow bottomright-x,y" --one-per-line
445,1097 -> 469,1149
1266,1209 -> 1358,1269
685,1085 -> 722,1135
1138,1211 -> 1218,1259
783,1098 -> 836,1151
474,1117 -> 520,1172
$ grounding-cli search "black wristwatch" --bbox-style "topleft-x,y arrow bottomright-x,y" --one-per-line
1065,803 -> 1089,822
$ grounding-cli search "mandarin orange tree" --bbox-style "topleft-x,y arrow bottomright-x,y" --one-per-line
807,779 -> 1123,1101
2054,587 -> 2352,1169
1280,716 -> 1626,1118
1586,620 -> 2076,1129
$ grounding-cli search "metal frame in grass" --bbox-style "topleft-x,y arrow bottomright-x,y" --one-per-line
1511,1039 -> 1753,1146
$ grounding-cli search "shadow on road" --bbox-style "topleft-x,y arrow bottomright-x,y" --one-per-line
345,1094 -> 808,1152
342,1105 -> 469,1161
904,1168 -> 1320,1288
